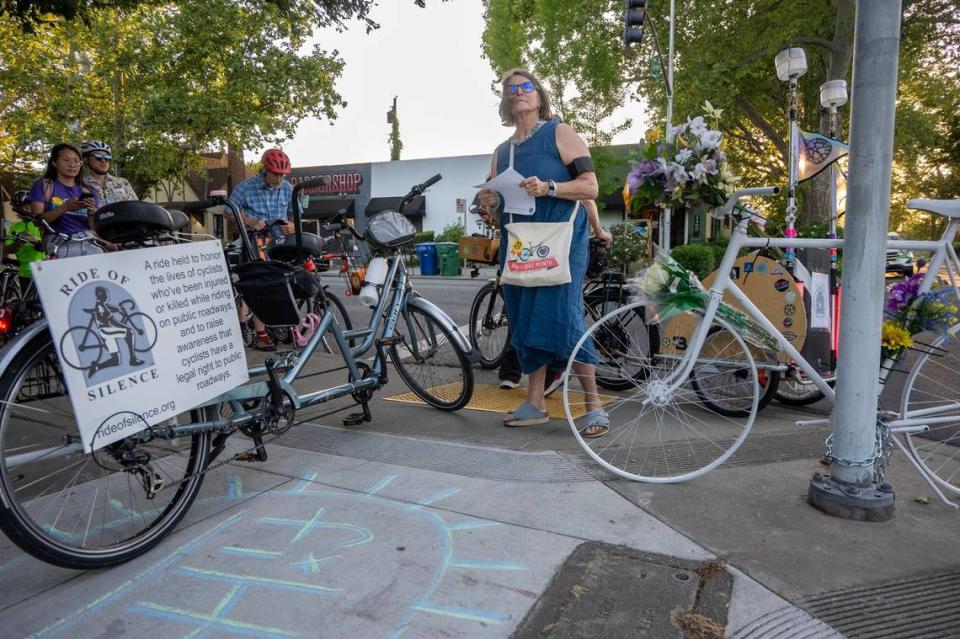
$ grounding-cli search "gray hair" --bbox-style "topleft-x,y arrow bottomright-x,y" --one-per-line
498,68 -> 554,127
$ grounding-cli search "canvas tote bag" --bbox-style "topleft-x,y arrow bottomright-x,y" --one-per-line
500,143 -> 580,287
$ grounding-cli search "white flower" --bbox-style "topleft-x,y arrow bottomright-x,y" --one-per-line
674,149 -> 693,164
691,162 -> 707,182
699,130 -> 723,150
686,115 -> 708,136
703,101 -> 723,119
668,122 -> 688,139
637,262 -> 672,297
669,162 -> 690,186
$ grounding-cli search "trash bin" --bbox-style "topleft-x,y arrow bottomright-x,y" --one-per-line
437,242 -> 462,277
416,242 -> 439,276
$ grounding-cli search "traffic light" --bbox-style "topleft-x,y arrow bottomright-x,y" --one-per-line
623,0 -> 646,47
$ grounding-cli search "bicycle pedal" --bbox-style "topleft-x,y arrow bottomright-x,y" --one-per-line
342,410 -> 371,426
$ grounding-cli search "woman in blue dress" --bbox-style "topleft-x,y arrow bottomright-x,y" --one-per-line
477,69 -> 609,438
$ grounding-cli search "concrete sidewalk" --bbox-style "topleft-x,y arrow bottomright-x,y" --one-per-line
1,352 -> 957,638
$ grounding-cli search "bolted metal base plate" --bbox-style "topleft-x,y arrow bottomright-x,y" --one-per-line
808,472 -> 895,522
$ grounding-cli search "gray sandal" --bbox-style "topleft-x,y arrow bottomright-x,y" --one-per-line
579,410 -> 610,439
504,402 -> 549,427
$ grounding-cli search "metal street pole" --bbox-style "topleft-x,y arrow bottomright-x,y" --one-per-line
808,0 -> 901,521
661,0 -> 675,252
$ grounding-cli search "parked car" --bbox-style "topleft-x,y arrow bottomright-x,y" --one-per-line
886,232 -> 915,277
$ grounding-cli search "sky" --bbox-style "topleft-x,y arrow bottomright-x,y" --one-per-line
279,0 -> 650,168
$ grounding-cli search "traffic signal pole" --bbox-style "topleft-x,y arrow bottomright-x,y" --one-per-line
807,0 -> 901,521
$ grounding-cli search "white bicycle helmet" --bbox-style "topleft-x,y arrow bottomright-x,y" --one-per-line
80,140 -> 111,157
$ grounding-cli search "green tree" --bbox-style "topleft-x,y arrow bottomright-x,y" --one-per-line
482,1 -> 960,232
0,1 -> 347,192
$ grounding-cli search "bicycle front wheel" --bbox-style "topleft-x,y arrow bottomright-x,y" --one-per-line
0,330 -> 211,569
391,305 -> 474,410
564,302 -> 759,483
468,282 -> 510,369
900,326 -> 960,494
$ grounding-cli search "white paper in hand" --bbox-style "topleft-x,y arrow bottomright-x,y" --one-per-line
475,168 -> 536,216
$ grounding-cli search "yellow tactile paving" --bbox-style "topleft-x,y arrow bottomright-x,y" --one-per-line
383,382 -> 617,418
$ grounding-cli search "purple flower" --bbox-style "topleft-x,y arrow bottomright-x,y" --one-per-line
627,159 -> 661,194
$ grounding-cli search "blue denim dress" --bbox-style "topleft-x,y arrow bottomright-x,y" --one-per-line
496,119 -> 595,374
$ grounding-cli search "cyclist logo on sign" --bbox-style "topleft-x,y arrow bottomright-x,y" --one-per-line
60,281 -> 157,385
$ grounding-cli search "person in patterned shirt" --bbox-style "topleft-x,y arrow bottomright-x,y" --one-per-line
80,140 -> 138,206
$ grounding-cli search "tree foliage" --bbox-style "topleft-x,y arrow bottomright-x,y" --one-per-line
0,1 -> 348,192
482,0 -> 960,235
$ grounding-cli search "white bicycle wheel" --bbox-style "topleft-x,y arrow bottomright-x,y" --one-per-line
899,325 -> 960,494
563,302 -> 759,483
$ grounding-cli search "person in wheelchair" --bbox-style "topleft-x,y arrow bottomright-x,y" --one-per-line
87,286 -> 144,378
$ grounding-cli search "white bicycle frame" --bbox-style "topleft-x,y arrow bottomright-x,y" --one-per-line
657,202 -> 960,506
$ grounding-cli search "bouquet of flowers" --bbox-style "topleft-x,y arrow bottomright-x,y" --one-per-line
630,248 -> 780,352
623,101 -> 739,217
881,274 -> 959,360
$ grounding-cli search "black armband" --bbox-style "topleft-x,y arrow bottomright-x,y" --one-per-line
566,156 -> 595,178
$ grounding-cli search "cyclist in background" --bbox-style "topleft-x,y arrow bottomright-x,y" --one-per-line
80,140 -> 138,205
229,148 -> 296,351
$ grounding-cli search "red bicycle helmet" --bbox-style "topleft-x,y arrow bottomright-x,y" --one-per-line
261,148 -> 291,175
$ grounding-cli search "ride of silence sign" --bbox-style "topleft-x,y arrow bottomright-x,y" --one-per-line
32,240 -> 248,452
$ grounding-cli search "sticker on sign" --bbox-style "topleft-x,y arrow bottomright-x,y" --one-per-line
32,240 -> 248,452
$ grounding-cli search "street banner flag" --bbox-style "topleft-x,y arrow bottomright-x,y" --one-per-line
797,130 -> 849,183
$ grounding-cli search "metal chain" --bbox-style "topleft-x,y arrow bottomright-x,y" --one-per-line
823,415 -> 892,481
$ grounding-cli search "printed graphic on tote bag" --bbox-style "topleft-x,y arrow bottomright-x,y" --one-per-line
507,238 -> 559,273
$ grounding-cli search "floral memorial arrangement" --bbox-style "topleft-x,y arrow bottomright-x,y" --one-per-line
631,248 -> 780,352
623,101 -> 739,217
881,274 -> 958,361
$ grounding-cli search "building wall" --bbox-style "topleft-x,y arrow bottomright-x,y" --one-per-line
370,154 -> 490,235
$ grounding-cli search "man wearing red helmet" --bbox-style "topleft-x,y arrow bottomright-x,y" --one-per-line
230,148 -> 295,240
229,148 -> 296,350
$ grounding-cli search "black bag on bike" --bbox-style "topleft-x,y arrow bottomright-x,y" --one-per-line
232,261 -> 320,327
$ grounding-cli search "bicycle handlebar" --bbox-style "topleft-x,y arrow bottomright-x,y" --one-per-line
718,186 -> 781,217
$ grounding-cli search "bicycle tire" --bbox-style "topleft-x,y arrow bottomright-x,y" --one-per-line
314,289 -> 354,351
691,326 -> 780,417
0,329 -> 211,569
775,374 -> 831,406
468,282 -> 510,369
899,326 -> 960,495
390,305 -> 474,410
564,303 -> 758,483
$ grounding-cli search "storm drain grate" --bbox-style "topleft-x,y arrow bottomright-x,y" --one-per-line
278,424 -> 598,483
801,569 -> 960,638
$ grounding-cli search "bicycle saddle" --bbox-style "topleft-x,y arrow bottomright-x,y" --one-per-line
166,210 -> 191,231
267,232 -> 326,262
907,199 -> 960,219
94,201 -> 181,243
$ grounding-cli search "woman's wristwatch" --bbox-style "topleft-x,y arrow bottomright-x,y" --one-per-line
546,179 -> 558,197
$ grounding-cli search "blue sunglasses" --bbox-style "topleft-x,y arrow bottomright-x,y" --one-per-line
505,81 -> 536,94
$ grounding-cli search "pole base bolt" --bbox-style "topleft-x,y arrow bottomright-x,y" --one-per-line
808,473 -> 895,522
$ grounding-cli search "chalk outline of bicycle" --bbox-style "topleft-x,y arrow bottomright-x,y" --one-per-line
515,242 -> 551,262
58,298 -> 158,373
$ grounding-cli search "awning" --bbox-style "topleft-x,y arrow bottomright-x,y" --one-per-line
365,195 -> 425,217
302,197 -> 355,220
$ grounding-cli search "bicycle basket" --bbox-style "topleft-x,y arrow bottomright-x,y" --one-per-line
232,261 -> 320,327
366,211 -> 416,248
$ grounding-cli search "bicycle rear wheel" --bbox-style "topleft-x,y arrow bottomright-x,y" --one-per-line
0,329 -> 211,569
564,302 -> 759,482
691,327 -> 780,416
391,305 -> 473,410
583,291 -> 652,390
314,289 -> 353,352
468,282 -> 509,369
900,326 -> 960,494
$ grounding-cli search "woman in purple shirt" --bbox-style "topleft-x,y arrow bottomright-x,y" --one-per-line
28,143 -> 114,254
